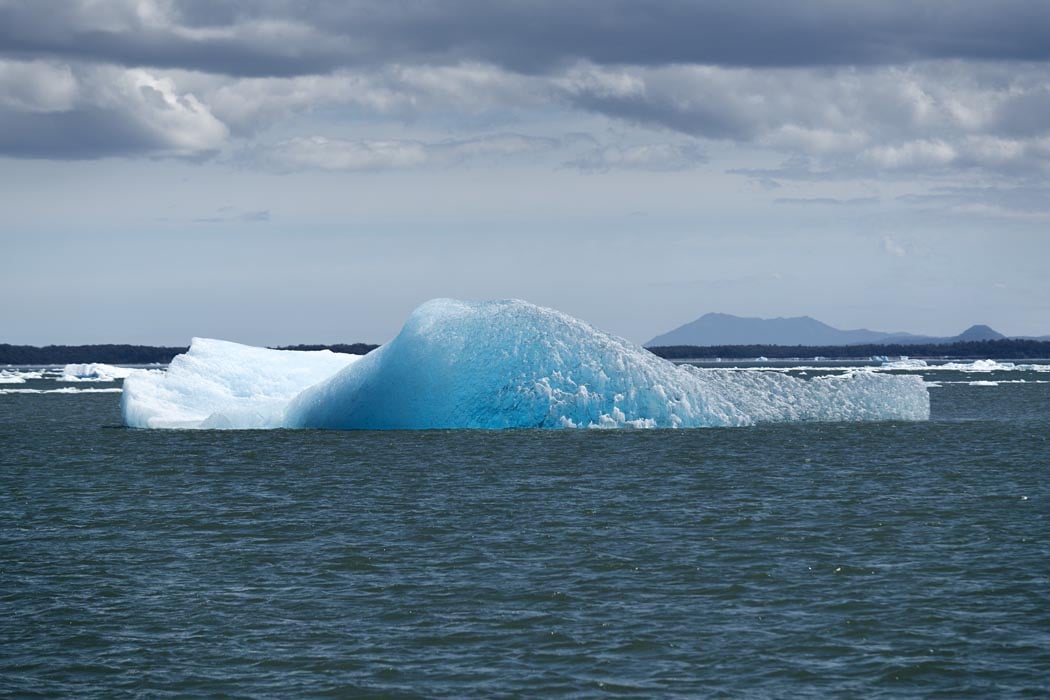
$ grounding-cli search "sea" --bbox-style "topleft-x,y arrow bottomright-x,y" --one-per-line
2,360 -> 1049,697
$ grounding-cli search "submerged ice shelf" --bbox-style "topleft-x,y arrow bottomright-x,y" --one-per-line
122,299 -> 930,430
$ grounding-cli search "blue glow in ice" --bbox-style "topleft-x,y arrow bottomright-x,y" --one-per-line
283,299 -> 929,430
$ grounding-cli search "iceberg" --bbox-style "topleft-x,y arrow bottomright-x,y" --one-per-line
123,299 -> 929,430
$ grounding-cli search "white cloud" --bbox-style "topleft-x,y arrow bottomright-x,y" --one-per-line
566,142 -> 706,172
560,61 -> 1050,176
0,59 -> 228,157
264,136 -> 428,171
108,69 -> 228,153
882,236 -> 907,257
255,133 -> 559,172
185,63 -> 545,134
863,139 -> 957,169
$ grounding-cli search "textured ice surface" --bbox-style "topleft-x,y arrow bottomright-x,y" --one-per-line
122,300 -> 930,430
121,339 -> 361,429
284,299 -> 929,430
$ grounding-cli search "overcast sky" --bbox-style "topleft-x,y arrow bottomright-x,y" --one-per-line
2,0 -> 1049,345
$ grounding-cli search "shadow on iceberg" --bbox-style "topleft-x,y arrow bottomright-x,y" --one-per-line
123,299 -> 930,430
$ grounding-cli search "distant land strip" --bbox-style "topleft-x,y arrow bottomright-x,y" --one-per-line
3,338 -> 1050,365
647,338 -> 1050,360
0,343 -> 380,365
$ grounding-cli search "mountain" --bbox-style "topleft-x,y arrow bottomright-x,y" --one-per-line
952,325 -> 1006,342
645,314 -> 1007,347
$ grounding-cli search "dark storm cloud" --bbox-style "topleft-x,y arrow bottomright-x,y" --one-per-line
1,0 -> 1049,77
0,1 -> 346,78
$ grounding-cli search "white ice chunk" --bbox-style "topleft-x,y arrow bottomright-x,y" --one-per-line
121,338 -> 362,429
939,359 -> 1014,372
0,370 -> 28,384
61,363 -> 137,382
881,359 -> 929,369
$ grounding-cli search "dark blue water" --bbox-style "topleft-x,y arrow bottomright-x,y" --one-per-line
3,372 -> 1050,697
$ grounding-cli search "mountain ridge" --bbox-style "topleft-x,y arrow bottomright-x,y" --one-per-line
646,313 -> 1016,347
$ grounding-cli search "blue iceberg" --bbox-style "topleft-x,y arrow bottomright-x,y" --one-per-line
123,299 -> 930,430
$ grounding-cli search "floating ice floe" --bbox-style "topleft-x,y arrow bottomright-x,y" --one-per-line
0,370 -> 29,384
938,359 -> 1013,372
880,359 -> 1049,372
123,299 -> 930,430
881,359 -> 929,369
60,363 -> 140,382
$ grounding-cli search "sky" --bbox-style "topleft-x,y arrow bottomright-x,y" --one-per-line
2,0 -> 1049,345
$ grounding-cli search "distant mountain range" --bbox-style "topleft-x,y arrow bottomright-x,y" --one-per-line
645,313 -> 1047,347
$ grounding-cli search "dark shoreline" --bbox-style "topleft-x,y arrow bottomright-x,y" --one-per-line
3,338 -> 1050,365
0,343 -> 380,365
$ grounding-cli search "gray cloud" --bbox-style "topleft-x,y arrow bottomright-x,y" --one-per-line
0,59 -> 226,157
1,0 -> 1049,177
0,1 -> 345,78
3,1 -> 1049,77
560,62 -> 1050,171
